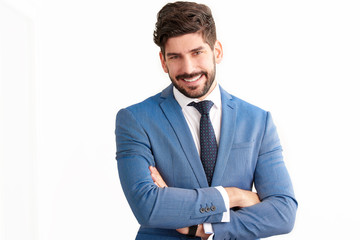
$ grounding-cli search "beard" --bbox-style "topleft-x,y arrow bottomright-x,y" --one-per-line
168,66 -> 216,99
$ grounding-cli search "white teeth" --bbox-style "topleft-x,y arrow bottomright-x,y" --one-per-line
184,74 -> 202,82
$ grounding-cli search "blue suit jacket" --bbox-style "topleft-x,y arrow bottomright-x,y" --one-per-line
115,85 -> 297,240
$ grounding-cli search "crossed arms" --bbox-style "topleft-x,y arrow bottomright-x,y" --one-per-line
150,166 -> 261,238
116,108 -> 297,239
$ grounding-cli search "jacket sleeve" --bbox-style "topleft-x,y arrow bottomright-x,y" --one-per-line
115,108 -> 227,229
212,112 -> 298,239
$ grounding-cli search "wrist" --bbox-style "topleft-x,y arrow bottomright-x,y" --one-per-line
197,224 -> 211,239
225,187 -> 241,208
186,225 -> 198,238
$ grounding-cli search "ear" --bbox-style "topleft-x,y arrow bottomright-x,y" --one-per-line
214,40 -> 223,64
159,51 -> 169,73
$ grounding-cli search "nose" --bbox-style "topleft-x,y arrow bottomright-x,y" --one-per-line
181,55 -> 195,74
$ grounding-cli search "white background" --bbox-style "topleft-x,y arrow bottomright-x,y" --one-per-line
1,0 -> 359,239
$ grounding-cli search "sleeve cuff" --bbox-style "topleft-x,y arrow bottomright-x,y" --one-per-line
203,187 -> 230,239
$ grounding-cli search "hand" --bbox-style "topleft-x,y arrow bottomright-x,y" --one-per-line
149,166 -> 168,188
225,187 -> 260,208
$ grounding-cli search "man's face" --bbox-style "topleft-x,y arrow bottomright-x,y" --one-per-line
160,32 -> 223,100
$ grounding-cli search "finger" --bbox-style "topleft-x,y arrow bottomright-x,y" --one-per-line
149,166 -> 160,183
151,172 -> 161,187
157,175 -> 168,188
151,173 -> 157,183
176,227 -> 189,235
150,166 -> 160,186
150,165 -> 159,174
150,166 -> 161,181
159,180 -> 167,188
152,173 -> 167,188
149,166 -> 168,188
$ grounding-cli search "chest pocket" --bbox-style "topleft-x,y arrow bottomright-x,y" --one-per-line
224,140 -> 256,189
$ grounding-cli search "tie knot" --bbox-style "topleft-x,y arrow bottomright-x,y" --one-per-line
188,100 -> 214,115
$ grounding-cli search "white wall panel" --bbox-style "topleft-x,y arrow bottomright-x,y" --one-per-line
0,2 -> 37,240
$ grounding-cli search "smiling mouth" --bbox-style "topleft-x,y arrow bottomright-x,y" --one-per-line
176,71 -> 206,83
183,74 -> 202,82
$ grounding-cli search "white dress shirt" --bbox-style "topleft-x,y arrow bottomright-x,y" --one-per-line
173,84 -> 230,238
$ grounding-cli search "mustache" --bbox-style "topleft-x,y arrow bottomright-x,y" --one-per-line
176,71 -> 207,81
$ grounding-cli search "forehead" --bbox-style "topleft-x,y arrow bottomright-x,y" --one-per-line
164,32 -> 210,54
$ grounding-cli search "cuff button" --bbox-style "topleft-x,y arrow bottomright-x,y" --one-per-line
200,207 -> 205,213
205,207 -> 210,212
211,206 -> 216,211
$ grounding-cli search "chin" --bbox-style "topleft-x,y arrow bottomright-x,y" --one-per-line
183,87 -> 208,99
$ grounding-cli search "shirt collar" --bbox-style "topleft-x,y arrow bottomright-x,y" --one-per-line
173,83 -> 221,110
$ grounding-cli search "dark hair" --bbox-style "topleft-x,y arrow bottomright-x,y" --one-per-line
153,1 -> 217,55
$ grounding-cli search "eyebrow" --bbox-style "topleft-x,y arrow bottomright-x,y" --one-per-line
166,46 -> 205,57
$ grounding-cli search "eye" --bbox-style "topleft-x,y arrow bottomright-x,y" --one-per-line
169,55 -> 179,60
193,51 -> 202,56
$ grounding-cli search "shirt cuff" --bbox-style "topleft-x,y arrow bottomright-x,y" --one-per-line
203,186 -> 230,239
214,186 -> 230,222
203,223 -> 214,240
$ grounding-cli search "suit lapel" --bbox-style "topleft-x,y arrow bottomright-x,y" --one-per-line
159,85 -> 209,188
211,87 -> 237,186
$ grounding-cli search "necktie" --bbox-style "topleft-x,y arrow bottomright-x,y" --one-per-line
188,100 -> 218,186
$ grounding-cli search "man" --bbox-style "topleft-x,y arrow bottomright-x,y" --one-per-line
115,2 -> 297,239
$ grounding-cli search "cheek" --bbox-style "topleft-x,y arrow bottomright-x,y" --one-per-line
200,59 -> 214,71
198,55 -> 215,69
166,64 -> 180,76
